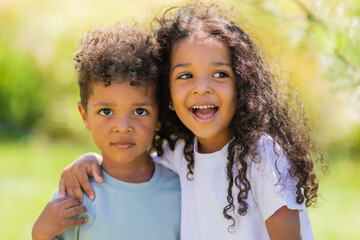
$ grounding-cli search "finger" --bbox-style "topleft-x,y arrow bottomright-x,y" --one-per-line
59,197 -> 81,209
74,174 -> 86,203
59,177 -> 66,197
78,171 -> 95,201
91,163 -> 103,183
62,171 -> 78,199
64,205 -> 87,218
53,196 -> 73,203
66,217 -> 88,228
66,173 -> 83,202
65,186 -> 74,200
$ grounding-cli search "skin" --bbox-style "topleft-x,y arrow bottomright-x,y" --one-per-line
32,197 -> 87,240
33,81 -> 160,240
170,34 -> 237,153
77,81 -> 159,183
58,36 -> 302,240
266,206 -> 302,240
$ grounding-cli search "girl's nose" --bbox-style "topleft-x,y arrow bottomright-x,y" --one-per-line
112,116 -> 133,133
192,76 -> 213,95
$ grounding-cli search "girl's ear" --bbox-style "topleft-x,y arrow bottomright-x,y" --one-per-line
155,121 -> 161,131
77,101 -> 90,130
169,100 -> 174,111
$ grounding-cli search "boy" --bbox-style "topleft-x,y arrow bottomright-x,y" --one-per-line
32,23 -> 181,240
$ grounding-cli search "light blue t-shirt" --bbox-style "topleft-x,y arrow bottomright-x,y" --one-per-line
53,160 -> 181,240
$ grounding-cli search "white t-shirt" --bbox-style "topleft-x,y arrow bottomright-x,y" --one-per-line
156,134 -> 313,240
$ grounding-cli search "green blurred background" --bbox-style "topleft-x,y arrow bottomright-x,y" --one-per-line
1,0 -> 359,239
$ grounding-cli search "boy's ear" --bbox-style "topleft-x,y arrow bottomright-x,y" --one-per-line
77,101 -> 90,130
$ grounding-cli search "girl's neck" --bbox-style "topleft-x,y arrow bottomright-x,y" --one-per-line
101,154 -> 154,183
197,134 -> 232,153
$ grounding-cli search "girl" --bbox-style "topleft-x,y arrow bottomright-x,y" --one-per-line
59,1 -> 326,239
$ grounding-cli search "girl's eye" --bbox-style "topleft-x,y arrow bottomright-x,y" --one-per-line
213,72 -> 229,78
99,108 -> 113,116
134,108 -> 148,116
178,73 -> 192,79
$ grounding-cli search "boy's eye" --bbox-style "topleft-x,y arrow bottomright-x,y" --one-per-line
99,108 -> 113,116
213,72 -> 229,78
178,73 -> 192,79
134,108 -> 148,116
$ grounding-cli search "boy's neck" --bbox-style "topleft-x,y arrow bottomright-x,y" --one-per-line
101,154 -> 155,183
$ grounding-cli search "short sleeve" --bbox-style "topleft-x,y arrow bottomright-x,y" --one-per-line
49,189 -> 65,240
51,188 -> 61,200
249,135 -> 305,220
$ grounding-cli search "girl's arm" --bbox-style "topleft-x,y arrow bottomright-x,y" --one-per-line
32,197 -> 87,240
265,206 -> 302,240
59,152 -> 103,203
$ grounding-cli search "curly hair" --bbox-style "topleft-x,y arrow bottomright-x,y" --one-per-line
154,1 -> 327,226
74,22 -> 163,153
74,22 -> 160,111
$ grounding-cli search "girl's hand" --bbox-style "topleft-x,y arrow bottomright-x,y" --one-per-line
32,197 -> 87,240
265,206 -> 302,240
59,152 -> 103,203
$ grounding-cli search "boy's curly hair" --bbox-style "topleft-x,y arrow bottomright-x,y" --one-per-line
74,22 -> 163,153
74,22 -> 160,111
154,1 -> 327,226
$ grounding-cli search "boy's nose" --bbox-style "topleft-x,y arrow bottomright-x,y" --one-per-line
192,76 -> 213,95
112,116 -> 133,133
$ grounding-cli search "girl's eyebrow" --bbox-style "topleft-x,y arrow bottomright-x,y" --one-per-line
171,61 -> 232,75
170,63 -> 190,75
213,61 -> 232,67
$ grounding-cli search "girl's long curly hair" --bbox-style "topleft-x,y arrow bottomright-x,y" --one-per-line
154,1 -> 327,226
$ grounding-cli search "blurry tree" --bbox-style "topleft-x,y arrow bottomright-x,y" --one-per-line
0,0 -> 359,155
228,0 -> 360,155
0,5 -> 48,138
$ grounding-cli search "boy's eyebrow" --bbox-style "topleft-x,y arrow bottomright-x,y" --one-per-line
91,102 -> 155,108
92,102 -> 116,108
133,102 -> 155,108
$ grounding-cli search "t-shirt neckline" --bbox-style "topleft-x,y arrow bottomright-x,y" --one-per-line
193,137 -> 230,166
101,162 -> 161,191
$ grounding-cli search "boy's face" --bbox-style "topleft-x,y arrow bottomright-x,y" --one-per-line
78,81 -> 160,166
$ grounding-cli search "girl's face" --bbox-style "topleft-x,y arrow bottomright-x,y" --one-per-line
169,35 -> 237,153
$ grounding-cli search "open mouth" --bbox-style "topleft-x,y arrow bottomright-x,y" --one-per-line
190,105 -> 218,120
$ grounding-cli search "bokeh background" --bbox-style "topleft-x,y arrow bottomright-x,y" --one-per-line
1,0 -> 359,239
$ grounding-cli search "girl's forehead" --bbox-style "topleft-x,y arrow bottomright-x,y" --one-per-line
172,34 -> 226,53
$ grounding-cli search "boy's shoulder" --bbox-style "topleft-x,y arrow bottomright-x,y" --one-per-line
154,159 -> 178,176
153,160 -> 180,186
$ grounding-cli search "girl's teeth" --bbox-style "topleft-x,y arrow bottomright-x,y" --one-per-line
192,105 -> 215,109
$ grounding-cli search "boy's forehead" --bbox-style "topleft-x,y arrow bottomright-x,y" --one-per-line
88,81 -> 155,100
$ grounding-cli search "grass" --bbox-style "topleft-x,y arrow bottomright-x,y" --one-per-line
0,138 -> 97,240
309,155 -> 360,239
1,138 -> 359,239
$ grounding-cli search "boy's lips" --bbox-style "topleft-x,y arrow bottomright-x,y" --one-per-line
189,105 -> 218,123
111,140 -> 135,149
